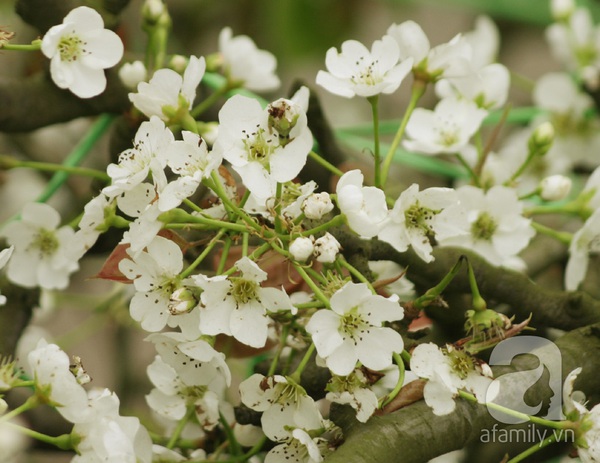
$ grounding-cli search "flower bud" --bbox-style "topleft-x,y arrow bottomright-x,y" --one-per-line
168,54 -> 188,74
289,237 -> 314,262
540,175 -> 572,201
143,0 -> 168,23
169,287 -> 198,315
302,192 -> 334,219
528,122 -> 554,156
119,61 -> 147,89
314,233 -> 341,263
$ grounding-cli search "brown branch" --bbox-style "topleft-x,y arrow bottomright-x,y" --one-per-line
325,324 -> 600,463
0,71 -> 129,132
340,235 -> 600,332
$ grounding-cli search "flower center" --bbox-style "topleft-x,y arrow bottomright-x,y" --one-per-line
231,278 -> 259,305
340,309 -> 370,344
243,126 -> 275,165
443,347 -> 475,380
31,229 -> 59,256
437,128 -> 460,147
471,212 -> 498,241
58,34 -> 85,62
351,56 -> 381,86
404,202 -> 437,233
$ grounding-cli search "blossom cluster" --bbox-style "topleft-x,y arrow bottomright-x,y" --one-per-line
1,0 -> 600,462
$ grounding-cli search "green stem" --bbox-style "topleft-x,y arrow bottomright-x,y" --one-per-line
458,390 -> 572,430
289,343 -> 316,383
300,214 -> 345,238
455,152 -> 481,187
381,351 -> 406,407
338,256 -> 375,291
380,79 -> 427,189
2,421 -> 72,449
368,95 -> 381,188
268,325 -> 290,377
0,155 -> 110,182
1,40 -> 41,51
413,255 -> 466,309
505,432 -> 560,463
167,406 -> 195,449
292,263 -> 330,307
216,237 -> 232,275
179,229 -> 226,279
275,182 -> 284,235
466,259 -> 486,311
0,395 -> 39,424
160,208 -> 249,233
219,413 -> 242,457
242,232 -> 249,258
531,221 -> 572,245
183,198 -> 203,214
308,150 -> 344,178
190,83 -> 232,118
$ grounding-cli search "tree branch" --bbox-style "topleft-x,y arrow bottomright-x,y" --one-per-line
325,324 -> 600,463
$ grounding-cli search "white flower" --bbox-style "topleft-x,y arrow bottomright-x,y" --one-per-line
104,116 -> 174,197
562,368 -> 600,462
435,63 -> 510,109
378,184 -> 458,263
72,388 -> 152,463
266,428 -> 325,463
0,246 -> 13,305
129,56 -> 206,121
313,233 -> 341,264
316,35 -> 413,98
244,181 -> 317,221
436,185 -> 535,268
565,209 -> 600,290
27,340 -> 90,423
540,175 -> 572,201
404,97 -> 488,155
386,21 -> 472,80
41,6 -> 123,98
213,89 -> 312,199
306,282 -> 404,376
75,194 -> 115,251
410,343 -> 492,416
463,16 -> 501,69
119,61 -> 147,89
118,236 -> 186,332
289,237 -> 315,262
193,257 -> 295,348
336,169 -> 388,238
326,370 -> 379,423
302,192 -> 334,219
239,374 -> 323,442
1,203 -> 83,290
158,132 -> 222,211
219,27 -> 280,92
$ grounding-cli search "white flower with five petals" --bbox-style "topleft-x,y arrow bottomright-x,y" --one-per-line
306,282 -> 404,376
316,35 -> 413,98
41,6 -> 124,98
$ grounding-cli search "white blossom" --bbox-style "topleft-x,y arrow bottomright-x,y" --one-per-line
219,27 -> 280,92
410,343 -> 492,416
436,185 -> 535,268
313,233 -> 341,264
289,237 -> 315,262
306,282 -> 404,376
193,257 -> 295,348
129,56 -> 206,121
72,388 -> 152,463
565,209 -> 600,290
326,370 -> 379,423
378,184 -> 458,263
540,174 -> 572,201
41,6 -> 124,98
404,97 -> 488,155
316,35 -> 413,98
336,169 -> 388,238
302,192 -> 334,219
213,88 -> 312,199
119,60 -> 147,89
1,203 -> 83,290
118,236 -> 187,332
